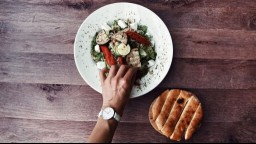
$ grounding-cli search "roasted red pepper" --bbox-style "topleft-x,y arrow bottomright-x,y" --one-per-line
100,45 -> 116,66
117,56 -> 124,65
126,31 -> 151,46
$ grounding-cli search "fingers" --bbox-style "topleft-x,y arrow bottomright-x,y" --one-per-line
99,68 -> 108,85
116,65 -> 130,78
108,65 -> 118,78
123,67 -> 138,82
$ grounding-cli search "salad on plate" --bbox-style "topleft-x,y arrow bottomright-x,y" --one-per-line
91,18 -> 157,80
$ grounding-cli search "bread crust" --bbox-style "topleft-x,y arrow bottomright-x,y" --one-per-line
151,90 -> 169,121
185,104 -> 203,140
149,89 -> 203,141
161,90 -> 192,137
170,96 -> 200,141
155,89 -> 180,130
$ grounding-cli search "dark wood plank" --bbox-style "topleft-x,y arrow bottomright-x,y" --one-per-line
0,21 -> 77,54
1,0 -> 255,59
1,21 -> 256,60
0,117 -> 255,143
161,58 -> 256,89
115,121 -> 256,143
0,117 -> 92,143
2,0 -> 256,9
1,0 -> 256,30
154,6 -> 256,31
0,53 -> 85,85
1,1 -> 255,59
0,83 -> 255,123
171,28 -> 256,60
1,52 -> 256,89
0,83 -> 101,121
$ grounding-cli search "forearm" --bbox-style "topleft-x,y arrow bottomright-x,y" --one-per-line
88,118 -> 118,143
88,65 -> 137,143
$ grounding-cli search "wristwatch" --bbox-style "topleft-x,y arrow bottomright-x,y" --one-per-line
98,107 -> 121,122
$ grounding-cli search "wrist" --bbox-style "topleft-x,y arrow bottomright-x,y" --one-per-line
98,117 -> 118,127
97,117 -> 118,135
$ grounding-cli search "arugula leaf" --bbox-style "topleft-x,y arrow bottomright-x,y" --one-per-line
140,46 -> 157,60
137,24 -> 148,35
91,32 -> 97,50
137,61 -> 149,79
91,32 -> 104,62
112,20 -> 121,32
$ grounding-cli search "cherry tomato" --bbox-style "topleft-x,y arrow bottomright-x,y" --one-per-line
126,31 -> 151,46
100,45 -> 116,66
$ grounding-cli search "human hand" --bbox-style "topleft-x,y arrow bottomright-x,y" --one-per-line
99,65 -> 138,116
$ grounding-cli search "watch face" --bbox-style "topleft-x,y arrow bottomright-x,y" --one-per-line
102,107 -> 114,120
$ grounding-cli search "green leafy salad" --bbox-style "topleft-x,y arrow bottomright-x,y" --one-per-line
91,18 -> 157,80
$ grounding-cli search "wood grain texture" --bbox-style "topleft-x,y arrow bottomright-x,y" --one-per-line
171,28 -> 256,60
0,83 -> 255,123
1,22 -> 256,59
0,53 -> 85,85
0,0 -> 256,142
1,52 -> 256,89
2,0 -> 256,31
160,58 -> 256,89
1,0 -> 256,59
0,117 -> 255,143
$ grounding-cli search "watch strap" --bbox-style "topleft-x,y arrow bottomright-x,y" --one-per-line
113,112 -> 121,122
98,110 -> 103,118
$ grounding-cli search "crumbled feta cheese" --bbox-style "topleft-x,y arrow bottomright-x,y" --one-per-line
151,40 -> 155,46
101,23 -> 112,32
147,60 -> 155,67
94,44 -> 101,53
130,22 -> 137,31
117,20 -> 127,29
96,61 -> 106,70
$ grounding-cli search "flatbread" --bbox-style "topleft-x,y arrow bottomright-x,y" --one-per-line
149,89 -> 203,141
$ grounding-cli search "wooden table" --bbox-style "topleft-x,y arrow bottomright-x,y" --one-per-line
1,0 -> 256,143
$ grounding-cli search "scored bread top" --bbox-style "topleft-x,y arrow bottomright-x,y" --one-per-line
149,89 -> 203,141
185,103 -> 203,140
151,90 -> 169,121
170,96 -> 200,141
155,90 -> 180,130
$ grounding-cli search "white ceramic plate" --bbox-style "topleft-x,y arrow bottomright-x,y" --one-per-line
74,2 -> 173,98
